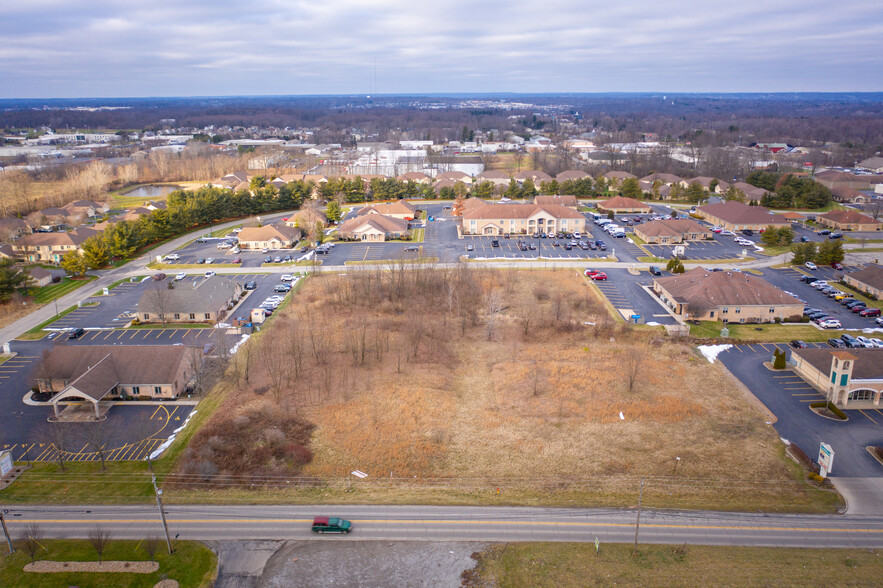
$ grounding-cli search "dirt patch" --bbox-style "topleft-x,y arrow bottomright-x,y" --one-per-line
24,560 -> 159,573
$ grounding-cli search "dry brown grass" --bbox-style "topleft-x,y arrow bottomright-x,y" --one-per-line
176,267 -> 836,510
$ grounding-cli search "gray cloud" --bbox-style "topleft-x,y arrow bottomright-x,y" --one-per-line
1,0 -> 881,97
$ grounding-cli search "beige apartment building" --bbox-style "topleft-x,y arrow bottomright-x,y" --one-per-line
460,203 -> 586,236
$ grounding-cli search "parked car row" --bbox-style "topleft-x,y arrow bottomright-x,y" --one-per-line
584,269 -> 608,281
801,277 -> 882,328
828,334 -> 883,348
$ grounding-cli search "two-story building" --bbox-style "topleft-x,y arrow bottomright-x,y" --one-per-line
460,203 -> 586,236
790,348 -> 882,409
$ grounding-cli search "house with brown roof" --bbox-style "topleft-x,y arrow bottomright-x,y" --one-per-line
237,223 -> 302,250
556,170 -> 590,182
0,244 -> 15,259
63,199 -> 110,220
640,173 -> 684,187
13,227 -> 100,263
437,171 -> 473,184
790,348 -> 882,409
397,171 -> 432,184
28,267 -> 54,287
686,177 -> 729,194
452,197 -> 488,216
639,181 -> 672,200
460,203 -> 586,236
514,170 -> 553,185
597,195 -> 652,214
858,157 -> 883,173
731,182 -> 768,203
781,211 -> 806,222
476,170 -> 511,187
37,345 -> 195,417
0,216 -> 31,239
653,268 -> 802,323
285,209 -> 327,229
843,264 -> 883,299
138,276 -> 244,324
695,201 -> 790,232
356,199 -> 418,220
813,170 -> 874,191
633,219 -> 712,244
337,214 -> 409,242
534,195 -> 578,209
433,179 -> 463,195
816,210 -> 881,232
602,171 -> 636,187
830,186 -> 870,204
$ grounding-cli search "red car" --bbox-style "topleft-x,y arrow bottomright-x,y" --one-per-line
585,269 -> 599,277
831,263 -> 844,270
232,257 -> 242,263
591,272 -> 608,281
859,308 -> 881,317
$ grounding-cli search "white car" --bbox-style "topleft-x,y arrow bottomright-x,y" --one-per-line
205,270 -> 216,278
262,248 -> 270,254
817,318 -> 841,329
217,242 -> 232,249
720,230 -> 735,236
163,253 -> 181,261
856,336 -> 877,348
232,227 -> 242,233
231,247 -> 241,254
805,262 -> 818,270
280,274 -> 294,282
175,272 -> 186,280
869,338 -> 883,348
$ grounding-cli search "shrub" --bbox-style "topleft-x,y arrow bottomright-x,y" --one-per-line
51,275 -> 62,284
810,401 -> 847,420
773,348 -> 786,369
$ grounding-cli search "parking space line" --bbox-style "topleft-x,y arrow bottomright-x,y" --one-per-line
35,445 -> 53,461
745,344 -> 757,352
149,406 -> 162,419
858,410 -> 878,424
103,330 -> 114,340
130,330 -> 138,339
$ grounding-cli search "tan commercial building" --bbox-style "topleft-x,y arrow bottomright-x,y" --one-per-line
695,201 -> 790,232
338,214 -> 409,242
597,195 -> 652,214
790,348 -> 882,409
138,276 -> 245,324
634,219 -> 712,244
37,345 -> 196,418
843,264 -> 883,299
653,268 -> 802,322
816,210 -> 882,232
460,203 -> 586,236
357,199 -> 418,220
237,223 -> 303,249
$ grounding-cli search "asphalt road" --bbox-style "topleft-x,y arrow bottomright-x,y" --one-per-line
4,504 -> 883,548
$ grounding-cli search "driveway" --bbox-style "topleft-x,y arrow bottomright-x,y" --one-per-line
590,268 -> 679,325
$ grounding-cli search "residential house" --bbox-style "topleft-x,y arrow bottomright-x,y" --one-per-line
597,195 -> 652,214
37,345 -> 195,417
28,267 -> 54,287
216,170 -> 250,188
789,348 -> 882,409
843,264 -> 883,299
0,216 -> 31,239
397,172 -> 432,184
731,182 -> 768,203
857,157 -> 883,173
13,227 -> 100,263
237,223 -> 303,249
356,199 -> 418,220
687,177 -> 729,194
437,171 -> 473,184
534,195 -> 579,209
514,170 -> 553,185
813,170 -> 874,191
452,197 -> 488,216
338,214 -> 409,241
460,203 -> 586,236
475,170 -> 511,188
285,209 -> 327,229
816,210 -> 881,232
652,268 -> 802,323
633,219 -> 712,244
63,200 -> 110,220
556,170 -> 590,182
603,171 -> 637,187
639,181 -> 672,200
831,186 -> 871,204
781,211 -> 806,223
695,201 -> 790,232
433,179 -> 465,195
0,244 -> 14,259
138,276 -> 244,324
640,173 -> 684,187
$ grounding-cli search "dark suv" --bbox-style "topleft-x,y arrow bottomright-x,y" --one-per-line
68,328 -> 85,340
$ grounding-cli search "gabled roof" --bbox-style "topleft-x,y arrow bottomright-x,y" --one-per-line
63,354 -> 119,401
556,170 -> 589,181
514,170 -> 552,183
461,203 -> 584,220
603,171 -> 636,181
40,345 -> 189,389
687,177 -> 720,189
793,347 -> 883,381
845,264 -> 883,292
818,209 -> 880,225
437,171 -> 471,181
356,200 -> 417,217
338,214 -> 408,234
237,223 -> 302,243
397,172 -> 431,182
696,201 -> 788,225
477,170 -> 511,180
654,267 -> 801,310
139,276 -> 242,315
598,195 -> 651,210
635,218 -> 709,237
535,195 -> 578,207
18,227 -> 99,248
640,173 -> 683,185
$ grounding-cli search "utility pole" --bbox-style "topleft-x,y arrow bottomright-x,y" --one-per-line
633,477 -> 644,555
151,475 -> 173,554
0,510 -> 13,554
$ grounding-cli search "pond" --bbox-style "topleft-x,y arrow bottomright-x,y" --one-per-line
122,184 -> 180,199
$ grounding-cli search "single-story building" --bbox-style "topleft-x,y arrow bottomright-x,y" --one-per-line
356,199 -> 418,220
653,267 -> 802,323
337,214 -> 409,242
857,157 -> 883,174
602,171 -> 636,187
437,171 -> 473,184
28,267 -> 54,287
460,203 -> 586,236
633,219 -> 713,244
556,170 -> 590,182
781,211 -> 806,223
138,276 -> 245,324
640,173 -> 685,187
814,170 -> 875,191
36,345 -> 196,417
514,170 -> 553,185
830,186 -> 870,204
686,177 -> 729,194
596,195 -> 652,214
237,223 -> 303,249
731,182 -> 768,203
475,170 -> 511,188
790,348 -> 882,409
816,210 -> 882,232
843,264 -> 883,299
694,201 -> 790,232
397,172 -> 432,184
534,195 -> 578,209
284,209 -> 327,229
0,216 -> 31,238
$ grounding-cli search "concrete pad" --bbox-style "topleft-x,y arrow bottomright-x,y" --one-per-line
831,477 -> 883,515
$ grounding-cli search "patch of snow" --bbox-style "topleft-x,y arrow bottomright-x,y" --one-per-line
861,327 -> 883,334
645,321 -> 661,326
697,344 -> 733,363
297,250 -> 315,262
148,409 -> 197,460
215,322 -> 231,329
627,238 -> 634,244
780,437 -> 791,446
230,333 -> 250,354
583,321 -> 596,326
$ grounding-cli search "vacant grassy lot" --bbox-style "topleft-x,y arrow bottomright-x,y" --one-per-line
466,543 -> 883,588
0,539 -> 216,588
27,276 -> 97,303
690,321 -> 842,342
168,268 -> 838,512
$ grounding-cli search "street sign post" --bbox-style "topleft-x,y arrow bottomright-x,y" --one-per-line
818,442 -> 834,478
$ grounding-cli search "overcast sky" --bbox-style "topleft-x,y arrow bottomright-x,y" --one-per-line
2,0 -> 881,98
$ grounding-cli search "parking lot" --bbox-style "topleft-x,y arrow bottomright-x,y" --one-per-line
758,265 -> 880,330
642,237 -> 749,261
589,268 -> 680,325
718,345 -> 883,478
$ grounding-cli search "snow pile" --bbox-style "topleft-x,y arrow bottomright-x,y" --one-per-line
627,238 -> 634,244
230,334 -> 250,354
297,250 -> 315,262
215,322 -> 231,329
645,321 -> 661,326
697,344 -> 733,363
148,409 -> 197,460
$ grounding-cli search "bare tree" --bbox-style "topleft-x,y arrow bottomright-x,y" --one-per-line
141,283 -> 174,326
623,348 -> 646,393
88,525 -> 112,564
18,523 -> 42,562
531,360 -> 545,397
81,419 -> 110,470
142,535 -> 161,560
47,421 -> 70,471
261,343 -> 291,405
484,289 -> 504,341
